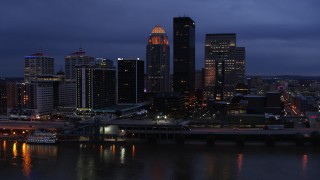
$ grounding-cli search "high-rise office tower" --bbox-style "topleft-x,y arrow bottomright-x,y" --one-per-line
76,65 -> 116,109
32,76 -> 62,115
14,80 -> 53,116
35,75 -> 63,110
62,48 -> 94,107
204,34 -> 245,101
173,17 -> 195,102
64,47 -> 95,81
24,50 -> 54,82
146,25 -> 170,93
117,58 -> 144,104
15,75 -> 63,117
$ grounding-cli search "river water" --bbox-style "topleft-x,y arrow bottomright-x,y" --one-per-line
0,141 -> 320,180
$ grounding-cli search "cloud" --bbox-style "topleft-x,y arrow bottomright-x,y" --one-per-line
0,0 -> 319,77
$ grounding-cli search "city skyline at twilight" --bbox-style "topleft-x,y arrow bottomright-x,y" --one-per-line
1,0 -> 319,77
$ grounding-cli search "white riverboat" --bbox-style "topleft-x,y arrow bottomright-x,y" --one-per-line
26,131 -> 57,144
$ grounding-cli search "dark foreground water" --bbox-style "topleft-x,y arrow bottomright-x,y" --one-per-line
0,141 -> 320,180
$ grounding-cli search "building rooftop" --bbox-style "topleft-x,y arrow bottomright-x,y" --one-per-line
151,25 -> 165,34
69,47 -> 87,56
30,52 -> 45,56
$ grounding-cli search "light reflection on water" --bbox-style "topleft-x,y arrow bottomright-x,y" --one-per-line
0,142 -> 320,180
120,146 -> 125,164
302,154 -> 308,171
111,144 -> 116,160
132,144 -> 135,159
2,140 -> 6,150
12,142 -> 17,158
301,153 -> 308,180
21,142 -> 31,178
237,153 -> 244,173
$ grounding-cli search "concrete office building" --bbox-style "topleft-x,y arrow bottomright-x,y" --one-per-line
63,48 -> 94,107
24,50 -> 54,82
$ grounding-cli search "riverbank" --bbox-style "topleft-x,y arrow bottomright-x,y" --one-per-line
2,131 -> 320,147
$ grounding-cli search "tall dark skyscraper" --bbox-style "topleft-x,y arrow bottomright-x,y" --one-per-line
76,65 -> 116,109
146,25 -> 170,93
173,17 -> 195,102
117,58 -> 144,104
204,34 -> 245,101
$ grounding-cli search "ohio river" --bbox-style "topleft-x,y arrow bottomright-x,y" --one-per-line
0,141 -> 320,180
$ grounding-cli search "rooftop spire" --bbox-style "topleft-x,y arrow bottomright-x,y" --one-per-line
29,48 -> 45,56
70,46 -> 86,55
39,47 -> 43,54
79,45 -> 83,52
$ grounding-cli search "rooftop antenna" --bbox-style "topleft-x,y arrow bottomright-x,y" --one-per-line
39,47 -> 43,54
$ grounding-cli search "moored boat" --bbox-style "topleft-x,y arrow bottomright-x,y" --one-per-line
26,131 -> 57,144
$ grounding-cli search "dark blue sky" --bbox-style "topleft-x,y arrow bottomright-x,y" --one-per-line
1,0 -> 319,77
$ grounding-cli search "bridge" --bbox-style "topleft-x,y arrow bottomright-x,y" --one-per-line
63,119 -> 320,146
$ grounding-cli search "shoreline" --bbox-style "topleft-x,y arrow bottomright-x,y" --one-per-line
1,138 -> 316,147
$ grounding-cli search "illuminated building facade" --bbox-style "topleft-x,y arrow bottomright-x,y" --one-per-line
24,50 -> 54,82
76,65 -> 116,109
173,17 -> 195,101
146,25 -> 170,93
16,83 -> 29,109
7,77 -> 59,119
18,76 -> 63,116
204,34 -> 245,101
117,58 -> 144,104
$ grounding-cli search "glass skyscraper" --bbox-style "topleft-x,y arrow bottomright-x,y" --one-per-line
173,17 -> 195,103
117,58 -> 144,104
204,34 -> 245,101
76,65 -> 116,109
